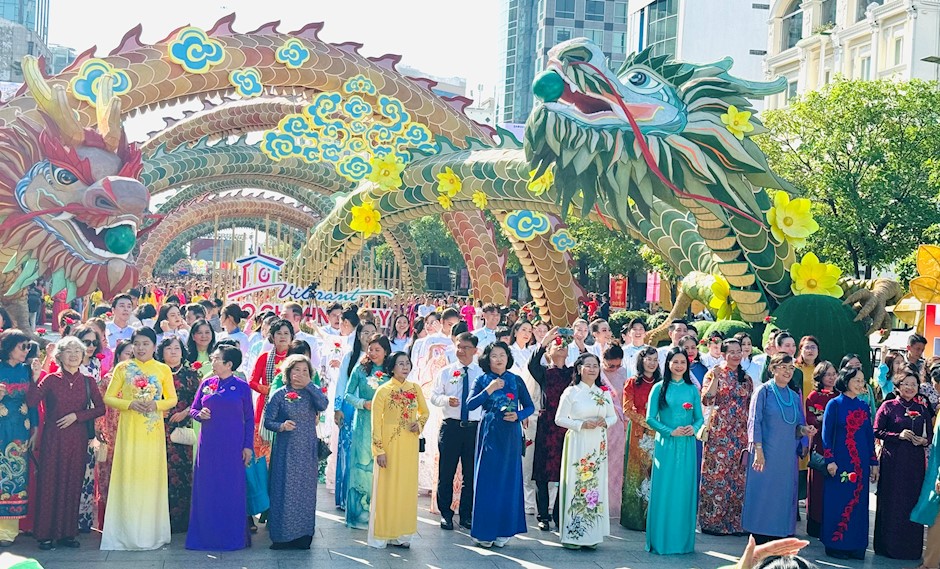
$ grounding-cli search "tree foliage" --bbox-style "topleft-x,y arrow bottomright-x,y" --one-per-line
758,79 -> 940,278
408,216 -> 465,269
565,217 -> 646,286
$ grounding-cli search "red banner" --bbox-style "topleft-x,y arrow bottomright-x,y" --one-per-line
609,275 -> 628,309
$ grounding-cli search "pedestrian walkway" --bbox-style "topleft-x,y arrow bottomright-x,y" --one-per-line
8,487 -> 907,569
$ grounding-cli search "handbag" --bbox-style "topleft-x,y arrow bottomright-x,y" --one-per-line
808,450 -> 827,472
245,455 -> 270,516
317,437 -> 331,460
83,376 -> 96,440
170,427 -> 196,446
696,405 -> 716,442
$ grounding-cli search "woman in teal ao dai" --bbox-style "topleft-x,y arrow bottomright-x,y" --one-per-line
645,348 -> 703,555
343,335 -> 391,529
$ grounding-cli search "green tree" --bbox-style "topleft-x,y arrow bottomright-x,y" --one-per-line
408,216 -> 465,269
565,217 -> 646,290
758,79 -> 940,279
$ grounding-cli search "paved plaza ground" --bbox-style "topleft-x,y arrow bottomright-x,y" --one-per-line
4,485 -> 911,569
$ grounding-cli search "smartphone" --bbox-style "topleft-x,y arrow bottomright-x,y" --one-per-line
25,341 -> 39,360
557,327 -> 574,338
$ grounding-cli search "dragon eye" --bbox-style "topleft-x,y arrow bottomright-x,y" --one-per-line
53,167 -> 79,186
627,71 -> 664,94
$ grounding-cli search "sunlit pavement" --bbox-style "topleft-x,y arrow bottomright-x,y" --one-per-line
9,486 -> 908,568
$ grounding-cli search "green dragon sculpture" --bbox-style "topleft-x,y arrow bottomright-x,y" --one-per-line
524,39 -> 900,335
303,38 -> 900,334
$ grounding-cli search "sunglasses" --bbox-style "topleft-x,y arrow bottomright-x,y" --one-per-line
82,339 -> 99,347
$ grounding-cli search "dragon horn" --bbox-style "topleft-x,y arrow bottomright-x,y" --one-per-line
22,56 -> 85,147
95,73 -> 122,152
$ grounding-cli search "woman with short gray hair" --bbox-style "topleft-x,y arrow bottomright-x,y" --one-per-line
28,335 -> 104,550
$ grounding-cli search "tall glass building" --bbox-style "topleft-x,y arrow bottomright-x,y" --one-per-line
0,0 -> 49,44
496,0 -> 630,125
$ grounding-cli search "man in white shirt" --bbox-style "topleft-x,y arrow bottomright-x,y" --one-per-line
417,296 -> 435,318
320,302 -> 344,336
620,317 -> 650,375
429,332 -> 482,530
283,302 -> 321,370
472,303 -> 501,352
106,293 -> 138,350
657,319 -> 689,373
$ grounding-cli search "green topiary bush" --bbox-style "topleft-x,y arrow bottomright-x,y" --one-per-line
764,294 -> 872,379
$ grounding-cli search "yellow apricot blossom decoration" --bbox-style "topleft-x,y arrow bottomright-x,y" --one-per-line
349,200 -> 382,238
471,190 -> 488,209
720,105 -> 754,141
708,274 -> 737,320
527,164 -> 555,196
437,194 -> 453,210
790,252 -> 843,298
366,153 -> 404,190
436,167 -> 462,197
767,192 -> 819,249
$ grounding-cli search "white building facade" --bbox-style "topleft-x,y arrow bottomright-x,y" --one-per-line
764,0 -> 940,109
625,0 -> 772,83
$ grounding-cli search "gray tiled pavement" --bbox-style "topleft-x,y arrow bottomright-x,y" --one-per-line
6,487 -> 910,569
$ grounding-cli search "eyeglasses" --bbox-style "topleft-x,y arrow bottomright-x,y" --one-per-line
82,339 -> 99,347
15,343 -> 28,351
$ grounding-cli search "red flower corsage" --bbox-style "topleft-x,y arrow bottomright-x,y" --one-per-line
95,353 -> 106,361
64,317 -> 75,325
682,402 -> 693,410
453,370 -> 462,377
375,371 -> 385,379
285,392 -> 300,402
906,410 -> 921,419
506,393 -> 515,400
106,312 -> 113,318
192,362 -> 202,370
35,327 -> 46,335
600,385 -> 610,392
321,387 -> 328,393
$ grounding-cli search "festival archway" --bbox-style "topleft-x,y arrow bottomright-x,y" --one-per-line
153,218 -> 306,275
0,16 -> 512,303
138,192 -> 319,278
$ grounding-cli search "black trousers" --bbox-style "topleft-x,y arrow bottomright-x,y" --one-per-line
535,480 -> 559,524
437,419 -> 477,521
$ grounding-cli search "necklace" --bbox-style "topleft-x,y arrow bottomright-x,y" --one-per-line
770,382 -> 799,425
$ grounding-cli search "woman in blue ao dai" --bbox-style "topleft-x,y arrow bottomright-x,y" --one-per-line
467,341 -> 534,548
820,366 -> 879,560
645,348 -> 703,555
742,353 -> 815,543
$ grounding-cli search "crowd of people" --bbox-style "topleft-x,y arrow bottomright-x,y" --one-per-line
0,283 -> 936,569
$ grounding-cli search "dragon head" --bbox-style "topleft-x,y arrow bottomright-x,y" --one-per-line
524,38 -> 792,230
0,56 -> 152,300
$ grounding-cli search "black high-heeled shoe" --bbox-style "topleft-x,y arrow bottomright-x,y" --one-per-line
38,540 -> 55,550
